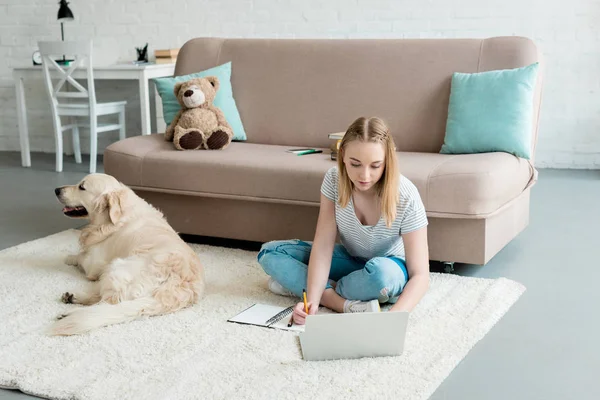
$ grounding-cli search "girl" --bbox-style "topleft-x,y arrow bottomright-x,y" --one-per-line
257,116 -> 430,325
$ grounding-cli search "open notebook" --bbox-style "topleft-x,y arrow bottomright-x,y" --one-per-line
227,304 -> 305,332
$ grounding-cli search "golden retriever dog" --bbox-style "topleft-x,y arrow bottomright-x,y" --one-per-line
51,173 -> 205,335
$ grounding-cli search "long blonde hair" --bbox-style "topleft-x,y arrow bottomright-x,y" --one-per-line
337,117 -> 399,228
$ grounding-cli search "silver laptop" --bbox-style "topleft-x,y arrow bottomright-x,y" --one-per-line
299,311 -> 409,361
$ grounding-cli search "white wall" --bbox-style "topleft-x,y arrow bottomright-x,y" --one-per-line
0,0 -> 598,169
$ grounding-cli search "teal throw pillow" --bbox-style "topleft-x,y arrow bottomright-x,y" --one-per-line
440,62 -> 539,159
153,62 -> 247,141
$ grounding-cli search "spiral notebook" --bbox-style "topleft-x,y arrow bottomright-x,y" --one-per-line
227,304 -> 305,332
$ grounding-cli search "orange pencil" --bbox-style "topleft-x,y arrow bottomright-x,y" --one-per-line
303,288 -> 308,314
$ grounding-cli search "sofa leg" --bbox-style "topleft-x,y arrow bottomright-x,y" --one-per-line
442,262 -> 455,273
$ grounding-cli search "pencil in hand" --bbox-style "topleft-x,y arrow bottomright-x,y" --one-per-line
303,288 -> 309,314
287,313 -> 294,327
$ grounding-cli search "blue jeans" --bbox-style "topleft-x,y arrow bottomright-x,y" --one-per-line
257,239 -> 409,304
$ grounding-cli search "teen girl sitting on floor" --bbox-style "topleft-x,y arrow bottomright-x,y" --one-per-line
257,116 -> 430,325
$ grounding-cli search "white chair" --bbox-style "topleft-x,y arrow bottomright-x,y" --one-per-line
38,40 -> 127,173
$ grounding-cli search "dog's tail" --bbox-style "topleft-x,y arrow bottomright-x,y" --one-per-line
49,297 -> 163,336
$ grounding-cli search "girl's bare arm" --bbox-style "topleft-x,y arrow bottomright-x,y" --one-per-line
306,194 -> 338,307
390,226 -> 430,312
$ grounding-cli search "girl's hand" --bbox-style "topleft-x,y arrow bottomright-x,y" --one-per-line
292,301 -> 318,325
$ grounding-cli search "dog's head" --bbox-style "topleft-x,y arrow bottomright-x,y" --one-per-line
54,173 -> 132,225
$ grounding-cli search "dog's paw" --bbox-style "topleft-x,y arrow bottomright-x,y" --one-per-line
65,255 -> 78,266
61,292 -> 74,304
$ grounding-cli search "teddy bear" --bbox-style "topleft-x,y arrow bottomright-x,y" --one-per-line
165,76 -> 234,151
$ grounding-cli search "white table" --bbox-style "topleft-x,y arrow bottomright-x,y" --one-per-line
13,62 -> 175,167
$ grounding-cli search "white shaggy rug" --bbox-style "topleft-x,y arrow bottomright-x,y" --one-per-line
0,229 -> 526,400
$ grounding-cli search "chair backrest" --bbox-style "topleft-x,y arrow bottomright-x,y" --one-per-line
38,40 -> 96,115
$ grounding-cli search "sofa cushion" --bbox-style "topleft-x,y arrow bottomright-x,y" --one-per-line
398,152 -> 535,217
104,134 -> 332,205
440,62 -> 540,159
153,62 -> 247,141
104,134 -> 535,217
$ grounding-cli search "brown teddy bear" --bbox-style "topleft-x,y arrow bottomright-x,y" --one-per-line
165,76 -> 234,150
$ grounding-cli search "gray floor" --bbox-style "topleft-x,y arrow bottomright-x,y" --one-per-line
1,152 -> 599,400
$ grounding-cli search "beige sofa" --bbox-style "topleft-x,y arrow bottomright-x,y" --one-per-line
104,36 -> 543,267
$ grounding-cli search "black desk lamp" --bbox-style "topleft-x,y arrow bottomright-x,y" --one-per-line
57,0 -> 74,64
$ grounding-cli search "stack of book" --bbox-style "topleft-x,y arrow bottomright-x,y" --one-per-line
328,131 -> 345,160
154,48 -> 179,64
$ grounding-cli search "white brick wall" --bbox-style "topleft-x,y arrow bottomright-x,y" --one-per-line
1,0 -> 599,169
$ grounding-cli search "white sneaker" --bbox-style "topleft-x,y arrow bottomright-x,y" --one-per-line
268,278 -> 294,297
343,299 -> 381,313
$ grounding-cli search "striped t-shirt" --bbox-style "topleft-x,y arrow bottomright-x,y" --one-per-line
321,166 -> 428,261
